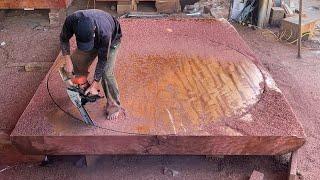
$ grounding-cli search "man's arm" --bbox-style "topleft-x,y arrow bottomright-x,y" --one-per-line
60,15 -> 75,74
85,36 -> 110,95
60,15 -> 75,55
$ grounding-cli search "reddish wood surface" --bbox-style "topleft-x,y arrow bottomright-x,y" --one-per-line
0,0 -> 73,9
10,19 -> 305,155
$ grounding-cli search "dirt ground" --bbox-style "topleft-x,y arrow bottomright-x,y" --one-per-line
237,24 -> 320,180
0,0 -> 320,179
0,10 -> 61,164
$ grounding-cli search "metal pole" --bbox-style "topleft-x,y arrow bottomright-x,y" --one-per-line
297,0 -> 302,58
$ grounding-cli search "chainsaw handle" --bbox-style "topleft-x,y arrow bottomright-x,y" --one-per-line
81,94 -> 103,105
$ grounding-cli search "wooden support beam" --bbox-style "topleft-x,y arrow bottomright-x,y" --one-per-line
155,0 -> 181,13
297,0 -> 303,58
85,155 -> 101,167
117,1 -> 132,14
289,151 -> 300,180
132,0 -> 137,11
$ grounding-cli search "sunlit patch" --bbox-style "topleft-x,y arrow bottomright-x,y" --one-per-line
166,28 -> 173,32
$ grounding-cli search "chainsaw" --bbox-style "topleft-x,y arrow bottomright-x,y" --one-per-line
58,67 -> 102,125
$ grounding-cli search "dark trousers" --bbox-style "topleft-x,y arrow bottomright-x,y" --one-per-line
71,43 -> 121,106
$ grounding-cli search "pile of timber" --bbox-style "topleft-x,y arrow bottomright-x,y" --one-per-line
0,0 -> 181,14
97,0 -> 181,14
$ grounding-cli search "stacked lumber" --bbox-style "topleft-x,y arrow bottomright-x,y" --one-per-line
96,0 -> 181,14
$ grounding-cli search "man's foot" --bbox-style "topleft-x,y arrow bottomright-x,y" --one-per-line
106,105 -> 120,120
107,111 -> 120,120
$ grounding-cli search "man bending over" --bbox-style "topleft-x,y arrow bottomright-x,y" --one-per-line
60,9 -> 122,120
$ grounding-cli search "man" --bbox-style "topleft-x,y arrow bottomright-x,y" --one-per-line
60,9 -> 122,120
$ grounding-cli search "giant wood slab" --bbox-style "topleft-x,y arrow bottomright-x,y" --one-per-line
0,0 -> 73,9
10,19 -> 305,155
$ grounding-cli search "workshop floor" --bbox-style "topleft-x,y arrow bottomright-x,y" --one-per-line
0,0 -> 320,179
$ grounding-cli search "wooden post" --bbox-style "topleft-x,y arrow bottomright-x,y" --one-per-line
228,0 -> 233,20
289,151 -> 300,180
297,0 -> 302,58
257,0 -> 272,28
132,0 -> 137,11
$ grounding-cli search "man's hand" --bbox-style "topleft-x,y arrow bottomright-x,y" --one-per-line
85,81 -> 101,96
63,55 -> 74,74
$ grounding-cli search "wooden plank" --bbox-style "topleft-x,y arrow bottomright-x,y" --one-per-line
155,0 -> 181,13
96,0 -> 155,1
6,62 -> 53,72
117,1 -> 132,14
0,0 -> 73,9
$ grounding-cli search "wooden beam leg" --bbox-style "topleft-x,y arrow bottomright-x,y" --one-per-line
297,0 -> 303,58
117,2 -> 132,14
289,150 -> 301,180
85,155 -> 101,167
73,155 -> 87,168
132,0 -> 137,11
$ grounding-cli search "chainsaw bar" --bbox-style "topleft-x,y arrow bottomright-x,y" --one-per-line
58,67 -> 95,125
66,88 -> 95,125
